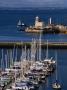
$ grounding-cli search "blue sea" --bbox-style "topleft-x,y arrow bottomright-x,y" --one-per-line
0,9 -> 67,42
0,9 -> 67,90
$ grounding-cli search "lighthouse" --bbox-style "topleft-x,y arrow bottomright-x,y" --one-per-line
35,16 -> 39,25
35,16 -> 44,29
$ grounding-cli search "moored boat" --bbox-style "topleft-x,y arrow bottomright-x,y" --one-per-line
52,52 -> 61,90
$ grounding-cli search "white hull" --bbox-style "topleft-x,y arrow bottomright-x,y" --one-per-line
52,83 -> 61,90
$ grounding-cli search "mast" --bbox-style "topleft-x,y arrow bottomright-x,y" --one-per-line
7,50 -> 10,68
20,46 -> 22,61
20,46 -> 23,78
25,45 -> 26,60
15,47 -> 17,84
31,38 -> 36,61
13,45 -> 15,64
37,42 -> 39,61
9,49 -> 13,68
1,58 -> 2,71
27,49 -> 30,61
1,49 -> 4,70
11,49 -> 14,67
39,30 -> 42,61
15,47 -> 17,62
31,38 -> 33,61
55,51 -> 58,81
5,54 -> 7,69
33,38 -> 36,61
22,45 -> 26,60
46,40 -> 48,59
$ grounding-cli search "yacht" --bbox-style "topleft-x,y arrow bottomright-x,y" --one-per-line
52,52 -> 61,90
52,81 -> 61,89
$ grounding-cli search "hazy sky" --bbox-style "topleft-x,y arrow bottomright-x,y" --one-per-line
0,0 -> 66,8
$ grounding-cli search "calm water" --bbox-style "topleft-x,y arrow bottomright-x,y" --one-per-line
0,9 -> 67,90
0,9 -> 67,42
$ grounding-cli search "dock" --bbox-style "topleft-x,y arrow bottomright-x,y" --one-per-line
4,58 -> 56,90
0,41 -> 67,49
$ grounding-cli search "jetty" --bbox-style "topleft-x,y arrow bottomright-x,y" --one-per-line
0,41 -> 67,49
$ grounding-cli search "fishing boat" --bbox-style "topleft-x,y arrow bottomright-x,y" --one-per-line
52,52 -> 61,90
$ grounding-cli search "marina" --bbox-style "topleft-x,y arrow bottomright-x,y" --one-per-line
0,47 -> 65,90
0,9 -> 67,90
0,34 -> 56,90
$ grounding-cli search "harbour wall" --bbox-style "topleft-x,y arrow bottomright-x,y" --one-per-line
0,41 -> 67,49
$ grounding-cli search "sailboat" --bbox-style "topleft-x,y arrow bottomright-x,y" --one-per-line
43,40 -> 56,65
52,51 -> 61,89
17,20 -> 22,27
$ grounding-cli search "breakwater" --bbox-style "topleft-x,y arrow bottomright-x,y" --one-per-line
0,41 -> 67,49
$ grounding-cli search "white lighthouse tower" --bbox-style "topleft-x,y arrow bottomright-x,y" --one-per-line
35,16 -> 39,25
35,16 -> 44,29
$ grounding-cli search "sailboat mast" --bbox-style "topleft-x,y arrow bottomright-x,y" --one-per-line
33,38 -> 36,61
31,38 -> 36,61
46,40 -> 48,59
13,45 -> 15,63
15,47 -> 17,84
31,38 -> 33,66
1,49 -> 4,70
55,51 -> 58,81
15,47 -> 17,62
25,45 -> 26,60
9,49 -> 13,67
20,46 -> 23,78
39,30 -> 42,61
37,42 -> 39,61
27,49 -> 30,61
7,50 -> 8,68
5,54 -> 7,69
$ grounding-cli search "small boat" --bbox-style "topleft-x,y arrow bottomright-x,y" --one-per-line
17,20 -> 26,31
52,80 -> 61,89
17,20 -> 22,27
52,52 -> 61,90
